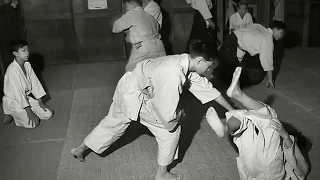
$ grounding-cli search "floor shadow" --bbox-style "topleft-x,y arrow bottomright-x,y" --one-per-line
155,0 -> 173,55
176,89 -> 231,166
176,91 -> 208,164
283,30 -> 301,49
263,95 -> 275,106
28,52 -> 51,103
100,121 -> 154,157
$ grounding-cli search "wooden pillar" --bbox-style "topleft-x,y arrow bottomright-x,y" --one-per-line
302,0 -> 310,47
216,0 -> 223,43
264,0 -> 271,26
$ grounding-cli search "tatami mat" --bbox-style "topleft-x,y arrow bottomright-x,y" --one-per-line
0,90 -> 73,145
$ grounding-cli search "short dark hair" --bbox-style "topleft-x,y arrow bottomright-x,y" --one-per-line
189,39 -> 218,62
270,20 -> 287,31
238,2 -> 248,8
124,0 -> 142,6
10,39 -> 28,53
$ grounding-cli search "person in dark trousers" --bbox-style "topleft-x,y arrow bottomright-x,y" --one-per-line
219,21 -> 286,89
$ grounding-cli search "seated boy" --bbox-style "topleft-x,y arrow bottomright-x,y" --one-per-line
206,67 -> 309,179
2,40 -> 54,128
113,0 -> 166,72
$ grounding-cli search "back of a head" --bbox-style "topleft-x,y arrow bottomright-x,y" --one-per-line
124,0 -> 142,6
270,20 -> 287,31
189,39 -> 218,62
10,39 -> 28,53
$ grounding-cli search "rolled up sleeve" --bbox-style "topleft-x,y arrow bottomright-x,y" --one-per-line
188,72 -> 221,104
259,38 -> 274,71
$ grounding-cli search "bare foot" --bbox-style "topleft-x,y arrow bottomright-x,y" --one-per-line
70,147 -> 85,162
206,107 -> 227,137
3,115 -> 13,124
227,67 -> 242,98
155,172 -> 183,180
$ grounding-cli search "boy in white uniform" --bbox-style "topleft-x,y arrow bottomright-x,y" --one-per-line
229,2 -> 253,33
70,40 -> 234,180
206,67 -> 309,180
113,0 -> 166,72
2,40 -> 53,128
142,0 -> 163,28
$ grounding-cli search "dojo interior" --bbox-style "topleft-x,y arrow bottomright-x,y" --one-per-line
0,0 -> 320,180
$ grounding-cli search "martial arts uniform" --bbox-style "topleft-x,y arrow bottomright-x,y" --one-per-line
229,12 -> 253,32
144,0 -> 163,29
113,6 -> 166,72
219,24 -> 274,86
273,0 -> 285,22
223,105 -> 308,180
83,54 -> 221,166
186,0 -> 218,50
225,0 -> 236,26
2,60 -> 53,128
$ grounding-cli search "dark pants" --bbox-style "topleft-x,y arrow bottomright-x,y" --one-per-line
187,9 -> 218,51
219,33 -> 266,87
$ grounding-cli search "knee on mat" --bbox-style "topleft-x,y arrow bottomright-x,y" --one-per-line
41,110 -> 53,120
15,117 -> 39,129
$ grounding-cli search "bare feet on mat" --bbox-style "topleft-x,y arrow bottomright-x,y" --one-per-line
227,67 -> 243,98
206,107 -> 226,137
3,115 -> 13,124
155,172 -> 183,180
70,147 -> 85,162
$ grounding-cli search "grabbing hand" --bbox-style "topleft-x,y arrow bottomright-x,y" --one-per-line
206,19 -> 215,30
269,119 -> 289,139
208,20 -> 215,30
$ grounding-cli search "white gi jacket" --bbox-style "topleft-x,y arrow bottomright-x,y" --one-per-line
113,54 -> 221,131
225,105 -> 308,179
3,60 -> 46,114
234,24 -> 274,71
229,12 -> 253,31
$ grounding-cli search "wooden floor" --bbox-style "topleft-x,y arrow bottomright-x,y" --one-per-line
0,48 -> 319,180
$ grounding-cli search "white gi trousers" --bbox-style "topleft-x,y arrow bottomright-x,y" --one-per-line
4,96 -> 53,128
126,37 -> 166,72
84,72 -> 180,166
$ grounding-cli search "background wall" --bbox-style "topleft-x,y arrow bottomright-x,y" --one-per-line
13,0 -> 315,66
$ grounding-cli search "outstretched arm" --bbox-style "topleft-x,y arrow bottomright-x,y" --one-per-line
214,95 -> 234,111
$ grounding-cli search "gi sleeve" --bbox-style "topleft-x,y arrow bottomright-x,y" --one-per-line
152,69 -> 186,131
112,12 -> 132,33
259,38 -> 274,71
188,72 -> 221,104
197,0 -> 213,20
7,70 -> 30,108
247,13 -> 253,25
283,135 -> 308,179
26,62 -> 46,99
229,14 -> 235,30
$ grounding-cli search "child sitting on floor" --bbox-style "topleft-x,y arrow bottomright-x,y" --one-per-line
2,40 -> 54,128
206,67 -> 309,180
